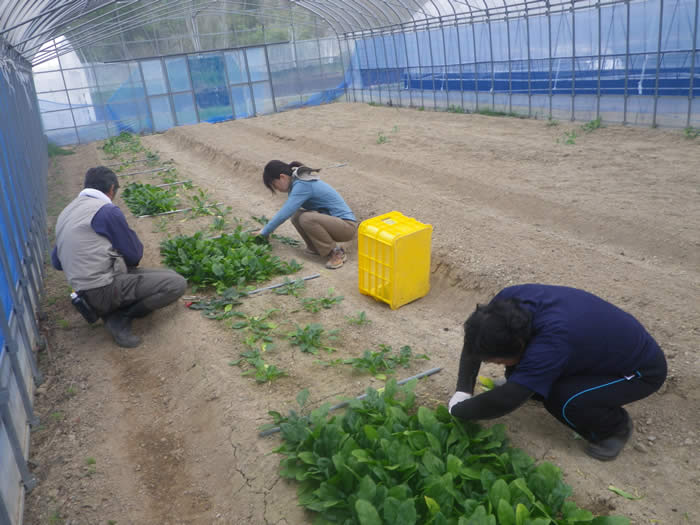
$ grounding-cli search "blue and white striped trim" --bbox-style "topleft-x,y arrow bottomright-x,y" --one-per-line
562,371 -> 641,428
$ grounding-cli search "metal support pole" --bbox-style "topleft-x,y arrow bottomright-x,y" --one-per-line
487,12 -> 496,109
688,0 -> 699,126
472,20 -> 480,111
0,189 -> 43,386
653,0 -> 665,127
0,390 -> 37,489
0,305 -> 39,427
184,54 -> 202,123
571,6 -> 576,121
0,487 -> 12,525
243,48 -> 258,116
370,29 -> 383,105
455,20 -> 465,110
161,55 -> 179,127
220,50 -> 237,118
137,61 -> 156,132
506,10 -> 513,114
263,45 -> 278,113
526,10 -> 533,117
56,43 -> 79,144
624,0 -> 630,124
548,4 -> 553,118
597,2 -> 602,119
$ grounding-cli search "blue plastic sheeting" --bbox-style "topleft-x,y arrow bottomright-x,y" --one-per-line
230,86 -> 254,119
165,57 -> 191,92
246,48 -> 269,82
0,53 -> 45,525
149,95 -> 174,131
224,50 -> 248,84
172,93 -> 198,125
397,65 -> 700,97
188,54 -> 233,123
141,60 -> 168,96
349,0 -> 699,104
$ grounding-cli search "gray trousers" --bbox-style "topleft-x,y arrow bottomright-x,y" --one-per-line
82,267 -> 187,318
290,210 -> 357,256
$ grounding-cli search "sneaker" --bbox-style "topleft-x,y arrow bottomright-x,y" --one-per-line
325,248 -> 345,269
584,415 -> 633,461
104,312 -> 142,348
337,246 -> 347,262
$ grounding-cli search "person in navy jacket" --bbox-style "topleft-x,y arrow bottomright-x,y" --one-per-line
52,166 -> 186,348
449,284 -> 667,461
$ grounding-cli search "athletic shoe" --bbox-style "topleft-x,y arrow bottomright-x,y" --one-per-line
584,414 -> 633,461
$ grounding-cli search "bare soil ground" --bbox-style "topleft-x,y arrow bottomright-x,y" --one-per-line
25,102 -> 699,525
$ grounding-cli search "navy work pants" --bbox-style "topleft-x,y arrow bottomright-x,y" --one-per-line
540,349 -> 667,441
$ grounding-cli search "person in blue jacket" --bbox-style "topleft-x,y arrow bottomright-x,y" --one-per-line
52,166 -> 186,348
257,160 -> 357,269
448,284 -> 667,461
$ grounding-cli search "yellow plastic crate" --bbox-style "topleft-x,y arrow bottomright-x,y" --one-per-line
358,211 -> 433,310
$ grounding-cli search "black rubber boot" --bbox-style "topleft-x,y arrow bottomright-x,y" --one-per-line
584,414 -> 633,461
104,312 -> 142,348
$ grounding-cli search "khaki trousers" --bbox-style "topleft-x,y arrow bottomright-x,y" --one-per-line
82,267 -> 186,318
291,210 -> 357,256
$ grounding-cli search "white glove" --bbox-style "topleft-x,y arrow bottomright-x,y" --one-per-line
448,391 -> 472,414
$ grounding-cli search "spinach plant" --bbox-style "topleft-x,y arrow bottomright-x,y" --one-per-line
122,182 -> 179,216
322,344 -> 429,379
231,309 -> 278,349
230,348 -> 286,383
301,288 -> 344,313
288,323 -> 338,354
270,380 -> 629,525
274,277 -> 306,297
101,132 -> 144,158
188,287 -> 244,319
346,311 -> 371,326
160,229 -> 302,291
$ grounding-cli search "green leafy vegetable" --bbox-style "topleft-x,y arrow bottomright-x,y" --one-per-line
160,229 -> 302,291
101,132 -> 144,158
187,287 -> 244,319
122,182 -> 179,216
287,323 -> 338,354
270,380 -> 630,525
229,348 -> 286,383
301,288 -> 344,313
321,344 -> 429,378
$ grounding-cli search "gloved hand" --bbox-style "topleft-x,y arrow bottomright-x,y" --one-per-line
448,391 -> 472,414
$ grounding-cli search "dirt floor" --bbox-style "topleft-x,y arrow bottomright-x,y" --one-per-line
24,102 -> 699,525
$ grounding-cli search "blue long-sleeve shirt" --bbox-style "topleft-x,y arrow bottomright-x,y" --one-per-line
260,179 -> 356,236
51,204 -> 143,271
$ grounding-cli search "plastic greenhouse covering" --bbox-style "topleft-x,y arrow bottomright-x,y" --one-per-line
0,0 -> 693,145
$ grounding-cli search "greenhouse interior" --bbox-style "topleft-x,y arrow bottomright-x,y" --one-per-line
1,0 -> 698,523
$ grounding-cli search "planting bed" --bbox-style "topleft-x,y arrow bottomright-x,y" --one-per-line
26,102 -> 700,524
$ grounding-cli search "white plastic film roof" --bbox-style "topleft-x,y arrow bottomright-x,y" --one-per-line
1,0 -> 606,64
